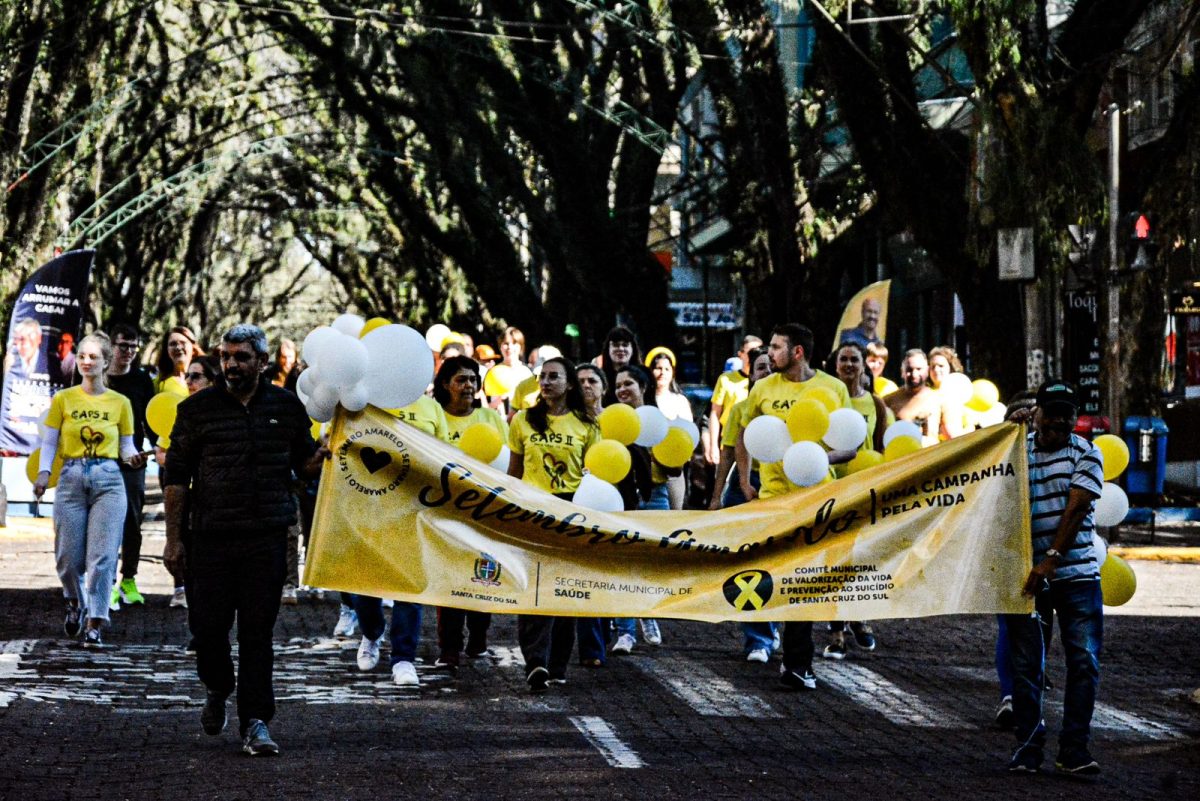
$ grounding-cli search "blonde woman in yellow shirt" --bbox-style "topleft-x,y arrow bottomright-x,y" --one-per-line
34,332 -> 138,648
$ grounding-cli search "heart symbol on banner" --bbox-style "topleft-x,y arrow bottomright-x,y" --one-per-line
359,447 -> 391,474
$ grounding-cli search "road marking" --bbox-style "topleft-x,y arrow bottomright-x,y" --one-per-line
629,655 -> 780,718
569,716 -> 645,768
821,661 -> 971,728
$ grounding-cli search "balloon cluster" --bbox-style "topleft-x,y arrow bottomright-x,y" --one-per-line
571,404 -> 699,511
962,378 -> 1007,427
298,314 -> 432,423
742,387 -> 869,487
457,423 -> 511,471
1087,433 -> 1136,606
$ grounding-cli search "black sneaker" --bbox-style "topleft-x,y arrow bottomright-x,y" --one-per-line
994,695 -> 1014,729
780,667 -> 817,691
82,627 -> 103,648
526,666 -> 549,694
822,639 -> 847,660
1007,746 -> 1042,773
1055,750 -> 1100,777
63,603 -> 83,638
849,623 -> 877,651
201,691 -> 227,735
242,719 -> 279,756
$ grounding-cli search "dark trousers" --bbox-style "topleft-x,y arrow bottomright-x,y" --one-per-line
782,621 -> 814,672
518,614 -> 575,678
117,466 -> 146,579
436,607 -> 491,661
188,534 -> 286,735
576,618 -> 609,664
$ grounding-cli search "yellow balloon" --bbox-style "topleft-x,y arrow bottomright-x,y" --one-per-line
25,449 -> 63,488
1094,434 -> 1129,481
585,438 -> 633,483
970,379 -> 999,408
158,434 -> 171,451
1099,554 -> 1137,606
597,404 -> 640,445
786,399 -> 830,442
309,418 -> 324,441
483,364 -> 518,397
359,317 -> 392,338
652,426 -> 693,468
459,423 -> 503,464
845,449 -> 884,474
799,386 -> 840,413
146,392 -> 182,437
883,435 -> 921,461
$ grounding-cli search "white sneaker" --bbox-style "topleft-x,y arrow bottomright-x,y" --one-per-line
746,647 -> 769,663
333,605 -> 358,638
640,619 -> 662,646
169,587 -> 188,608
356,636 -> 381,671
611,633 -> 635,654
381,598 -> 394,609
391,660 -> 420,686
772,629 -> 782,652
280,585 -> 298,605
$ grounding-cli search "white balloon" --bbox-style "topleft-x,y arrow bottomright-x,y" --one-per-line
425,323 -> 452,351
980,402 -> 1007,427
313,381 -> 341,410
1093,532 -> 1108,567
823,408 -> 868,451
489,445 -> 512,472
783,441 -> 830,487
340,381 -> 369,412
321,334 -> 370,390
634,405 -> 669,447
744,416 -> 791,463
362,324 -> 434,409
302,326 -> 341,369
296,367 -> 317,403
332,313 -> 366,337
305,395 -> 335,423
669,417 -> 700,449
572,473 -> 624,512
883,420 -> 923,447
1094,482 -> 1129,527
940,373 -> 973,406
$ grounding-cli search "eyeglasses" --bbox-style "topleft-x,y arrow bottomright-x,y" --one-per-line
115,342 -> 141,351
184,372 -> 209,382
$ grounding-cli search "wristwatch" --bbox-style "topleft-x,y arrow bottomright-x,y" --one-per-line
1044,548 -> 1061,559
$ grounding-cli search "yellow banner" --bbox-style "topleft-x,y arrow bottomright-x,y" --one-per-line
305,407 -> 1033,622
834,278 -> 890,346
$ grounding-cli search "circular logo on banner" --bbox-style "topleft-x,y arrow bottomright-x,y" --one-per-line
723,570 -> 774,611
336,426 -> 411,496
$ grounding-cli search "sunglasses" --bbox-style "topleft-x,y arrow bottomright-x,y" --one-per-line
184,372 -> 210,382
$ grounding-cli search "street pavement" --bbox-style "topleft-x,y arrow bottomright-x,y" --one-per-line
1,518 -> 1197,800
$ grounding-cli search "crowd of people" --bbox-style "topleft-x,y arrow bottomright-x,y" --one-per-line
28,314 -> 1106,776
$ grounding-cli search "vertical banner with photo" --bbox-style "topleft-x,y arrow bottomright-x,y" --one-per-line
834,279 -> 891,349
0,249 -> 95,455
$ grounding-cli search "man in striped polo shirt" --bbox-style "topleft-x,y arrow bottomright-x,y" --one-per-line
1006,382 -> 1104,776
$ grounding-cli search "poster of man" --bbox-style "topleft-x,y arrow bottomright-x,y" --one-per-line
834,280 -> 891,350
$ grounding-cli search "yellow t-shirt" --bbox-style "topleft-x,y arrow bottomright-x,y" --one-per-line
156,376 -> 188,397
721,398 -> 749,449
386,395 -> 450,441
508,410 -> 600,495
509,374 -> 541,411
445,406 -> 508,447
711,370 -> 749,427
833,392 -> 890,477
745,371 -> 850,498
45,387 -> 134,460
874,376 -> 899,397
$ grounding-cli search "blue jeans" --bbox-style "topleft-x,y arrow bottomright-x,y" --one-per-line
742,622 -> 778,655
576,618 -> 608,664
53,459 -> 127,622
1004,580 -> 1103,757
995,613 -> 1053,698
351,595 -> 422,664
614,488 -> 670,637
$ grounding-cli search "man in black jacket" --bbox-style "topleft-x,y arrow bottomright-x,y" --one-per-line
163,324 -> 328,756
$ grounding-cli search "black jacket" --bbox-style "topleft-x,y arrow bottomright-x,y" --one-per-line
164,381 -> 316,536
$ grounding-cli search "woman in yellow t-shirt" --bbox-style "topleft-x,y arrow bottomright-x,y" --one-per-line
824,342 -> 888,660
154,325 -> 204,397
507,357 -> 599,692
34,332 -> 137,648
434,355 -> 508,667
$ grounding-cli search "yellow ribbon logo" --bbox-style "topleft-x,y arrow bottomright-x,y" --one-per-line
723,570 -> 774,611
